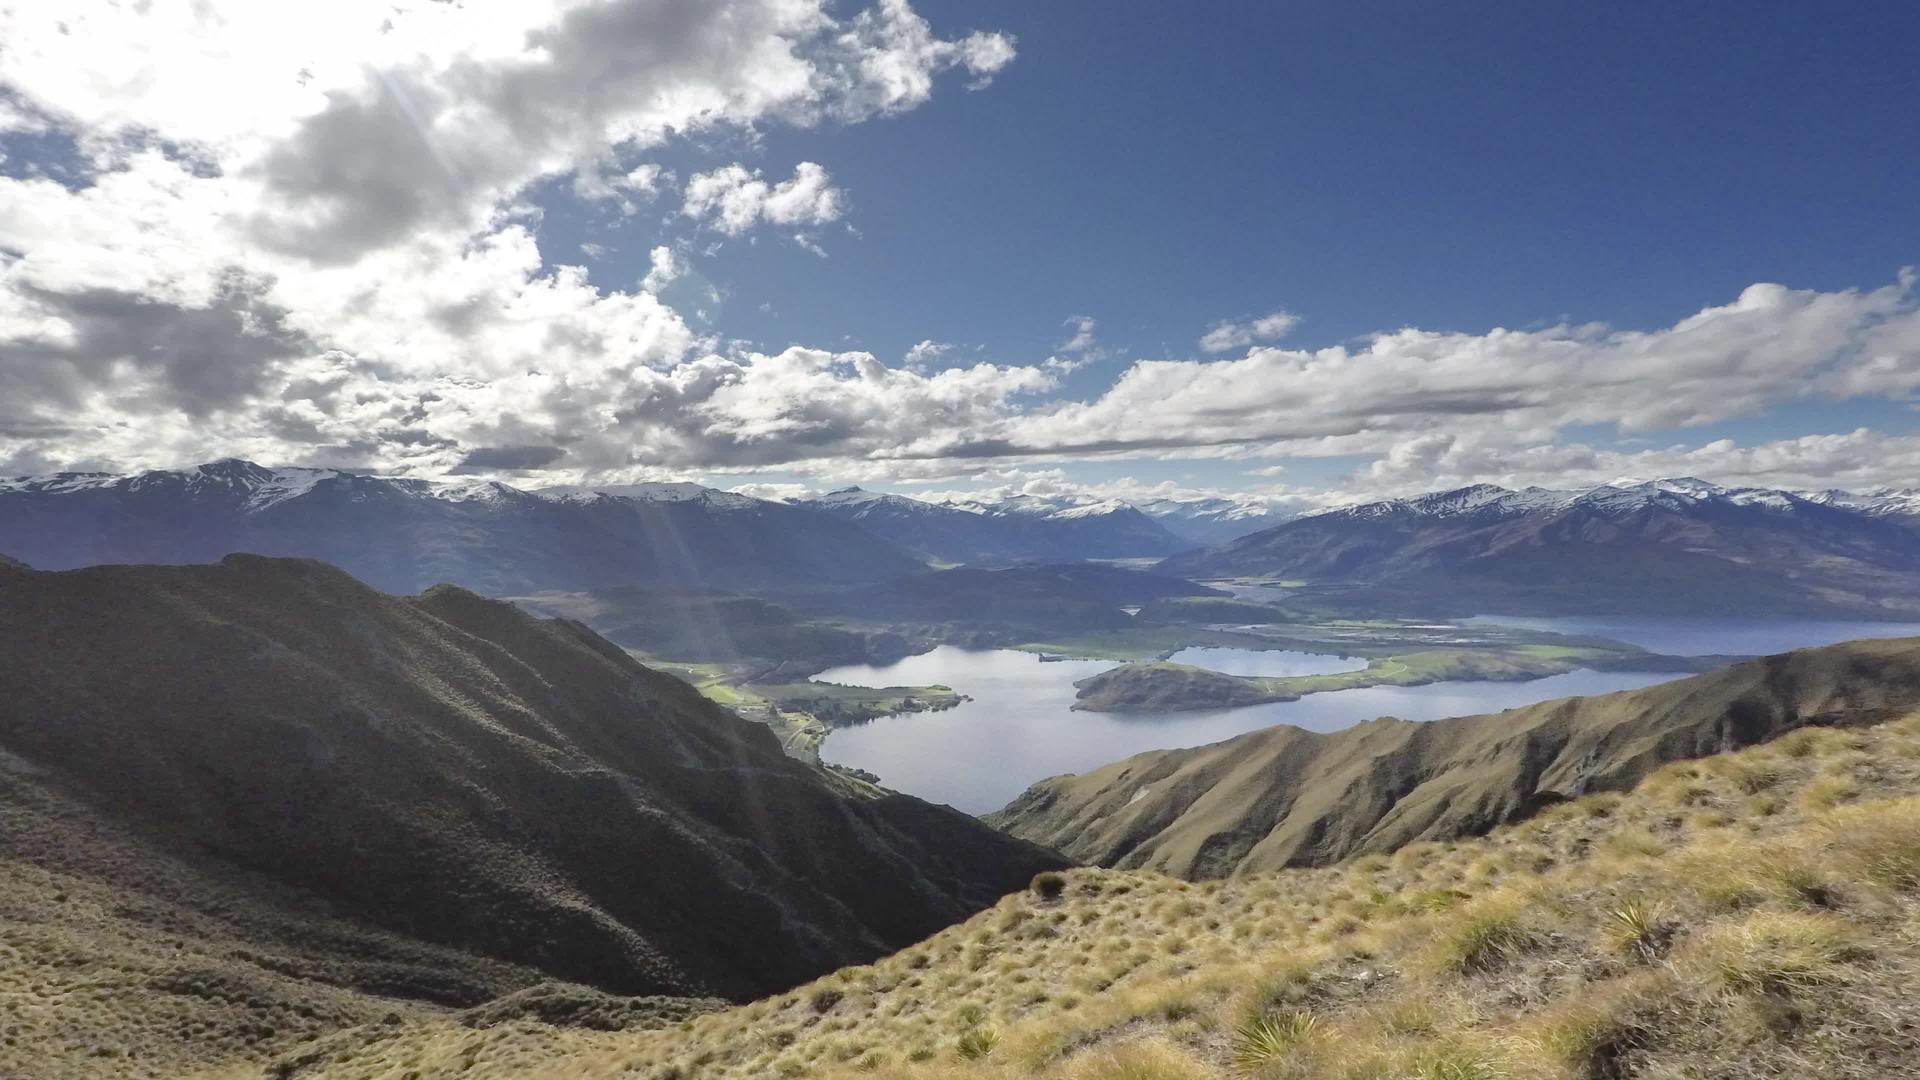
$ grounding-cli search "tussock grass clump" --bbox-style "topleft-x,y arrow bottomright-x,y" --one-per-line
1685,910 -> 1865,997
1062,1038 -> 1211,1080
1428,903 -> 1542,973
954,1026 -> 1000,1060
1231,1010 -> 1318,1073
1821,796 -> 1920,891
1604,897 -> 1673,960
1031,872 -> 1069,902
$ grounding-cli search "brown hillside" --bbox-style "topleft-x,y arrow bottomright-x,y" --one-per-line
250,700 -> 1920,1080
0,556 -> 1061,1017
986,637 -> 1920,877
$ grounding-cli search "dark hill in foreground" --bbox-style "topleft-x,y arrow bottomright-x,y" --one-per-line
987,635 -> 1920,877
0,556 -> 1062,1013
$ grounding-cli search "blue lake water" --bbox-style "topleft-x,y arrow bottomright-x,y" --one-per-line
1462,615 -> 1920,657
813,645 -> 1681,813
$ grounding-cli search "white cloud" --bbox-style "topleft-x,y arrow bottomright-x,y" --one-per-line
1199,310 -> 1300,353
573,161 -> 672,206
0,0 -> 1015,477
727,481 -> 821,501
641,245 -> 685,292
906,467 -> 1326,516
683,161 -> 845,236
1009,275 -> 1920,461
1058,315 -> 1098,354
1342,428 -> 1920,498
903,339 -> 953,369
0,3 -> 1915,504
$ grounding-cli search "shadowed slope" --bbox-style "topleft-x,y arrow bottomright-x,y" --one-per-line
0,556 -> 1063,1009
986,637 -> 1920,877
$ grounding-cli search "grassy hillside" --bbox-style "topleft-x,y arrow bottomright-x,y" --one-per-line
0,556 -> 1064,1078
991,637 -> 1920,877
244,703 -> 1920,1079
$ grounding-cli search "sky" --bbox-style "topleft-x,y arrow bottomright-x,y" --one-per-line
1,1 -> 1917,512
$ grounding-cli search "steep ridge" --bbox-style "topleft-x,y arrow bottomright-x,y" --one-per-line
986,636 -> 1920,877
0,459 -> 925,593
1157,477 -> 1920,616
0,557 -> 1063,1012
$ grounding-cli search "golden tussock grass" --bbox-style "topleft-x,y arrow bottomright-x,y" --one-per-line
225,709 -> 1920,1080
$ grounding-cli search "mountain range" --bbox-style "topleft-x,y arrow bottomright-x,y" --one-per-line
1159,477 -> 1920,617
0,460 -> 931,594
0,462 -> 1239,593
0,555 -> 1062,1010
17,463 -> 1920,621
987,634 -> 1920,877
794,487 -> 1194,563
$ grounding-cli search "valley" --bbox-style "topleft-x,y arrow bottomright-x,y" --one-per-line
510,562 -> 1903,813
807,646 -> 1691,812
11,468 -> 1920,1077
6,10 -> 1916,1077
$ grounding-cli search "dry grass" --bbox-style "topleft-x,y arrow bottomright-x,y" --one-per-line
204,710 -> 1920,1080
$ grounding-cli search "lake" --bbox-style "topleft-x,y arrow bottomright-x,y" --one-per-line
813,645 -> 1681,813
1462,615 -> 1920,657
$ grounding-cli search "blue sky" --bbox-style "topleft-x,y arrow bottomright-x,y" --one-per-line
705,1 -> 1920,354
1,1 -> 1917,509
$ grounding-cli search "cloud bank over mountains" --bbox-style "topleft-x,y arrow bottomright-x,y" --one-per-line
0,1 -> 1916,507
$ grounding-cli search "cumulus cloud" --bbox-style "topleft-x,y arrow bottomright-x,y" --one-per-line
0,0 -> 1016,477
682,161 -> 844,236
1199,310 -> 1299,353
1009,275 -> 1920,460
1343,428 -> 1920,498
1,1 -> 1917,507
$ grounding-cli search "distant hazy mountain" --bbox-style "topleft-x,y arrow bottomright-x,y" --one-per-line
1803,487 -> 1920,519
806,562 -> 1223,634
0,459 -> 926,594
1157,477 -> 1920,616
987,634 -> 1920,877
798,487 -> 1192,562
0,555 -> 1062,1004
1129,495 -> 1292,544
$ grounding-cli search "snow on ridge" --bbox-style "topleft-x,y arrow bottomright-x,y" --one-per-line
1049,499 -> 1135,520
534,481 -> 763,510
0,471 -> 122,495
